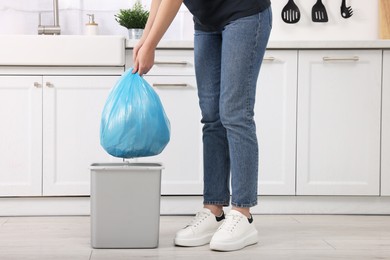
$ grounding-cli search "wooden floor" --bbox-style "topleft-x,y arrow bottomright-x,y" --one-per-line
0,215 -> 390,259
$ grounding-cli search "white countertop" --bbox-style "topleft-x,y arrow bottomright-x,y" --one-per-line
126,40 -> 390,49
1,36 -> 390,67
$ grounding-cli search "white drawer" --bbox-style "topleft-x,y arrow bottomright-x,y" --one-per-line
144,75 -> 197,90
126,50 -> 195,76
151,50 -> 194,76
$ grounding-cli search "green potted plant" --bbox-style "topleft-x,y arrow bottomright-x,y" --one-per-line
115,1 -> 149,39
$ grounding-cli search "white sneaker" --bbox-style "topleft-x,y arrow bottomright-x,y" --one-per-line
209,209 -> 258,251
174,208 -> 224,247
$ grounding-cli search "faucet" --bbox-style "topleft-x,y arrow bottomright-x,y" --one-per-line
38,0 -> 61,35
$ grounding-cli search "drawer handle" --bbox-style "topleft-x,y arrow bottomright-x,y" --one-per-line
263,56 -> 276,61
153,83 -> 188,88
323,56 -> 360,62
46,82 -> 54,88
34,82 -> 42,88
154,61 -> 188,66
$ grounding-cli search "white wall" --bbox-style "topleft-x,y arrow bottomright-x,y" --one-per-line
0,0 -> 379,41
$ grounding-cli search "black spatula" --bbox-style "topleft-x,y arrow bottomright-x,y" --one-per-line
312,0 -> 328,23
281,0 -> 301,24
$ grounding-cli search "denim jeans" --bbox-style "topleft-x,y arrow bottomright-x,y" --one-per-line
194,7 -> 272,208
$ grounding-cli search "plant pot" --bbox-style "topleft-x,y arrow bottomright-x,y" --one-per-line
128,28 -> 144,39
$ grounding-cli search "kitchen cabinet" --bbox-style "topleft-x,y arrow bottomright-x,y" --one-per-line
296,50 -> 382,195
142,76 -> 203,195
42,76 -> 121,195
130,49 -> 203,194
3,40 -> 390,215
0,76 -> 42,196
256,50 -> 297,195
382,50 -> 390,196
129,49 -> 298,195
0,74 -> 121,196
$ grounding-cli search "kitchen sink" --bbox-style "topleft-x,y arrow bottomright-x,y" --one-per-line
0,35 -> 125,66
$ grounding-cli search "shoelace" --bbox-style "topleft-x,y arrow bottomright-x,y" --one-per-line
186,211 -> 210,228
218,214 -> 242,232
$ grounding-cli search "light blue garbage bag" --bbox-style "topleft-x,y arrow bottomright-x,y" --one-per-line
100,69 -> 170,158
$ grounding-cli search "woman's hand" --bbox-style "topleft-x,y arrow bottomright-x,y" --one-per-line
131,0 -> 183,76
132,44 -> 155,76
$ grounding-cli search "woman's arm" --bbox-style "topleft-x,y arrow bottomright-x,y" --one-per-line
133,0 -> 183,75
132,0 -> 162,65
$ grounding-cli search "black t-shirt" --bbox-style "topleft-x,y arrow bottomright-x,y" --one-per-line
183,0 -> 271,31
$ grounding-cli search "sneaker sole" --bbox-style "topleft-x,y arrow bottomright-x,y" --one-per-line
209,229 -> 258,251
174,233 -> 214,247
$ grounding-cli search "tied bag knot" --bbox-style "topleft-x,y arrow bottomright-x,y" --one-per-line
100,69 -> 170,158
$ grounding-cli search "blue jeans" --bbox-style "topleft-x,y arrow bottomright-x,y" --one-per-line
194,7 -> 272,208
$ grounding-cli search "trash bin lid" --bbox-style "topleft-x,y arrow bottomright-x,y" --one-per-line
90,162 -> 164,171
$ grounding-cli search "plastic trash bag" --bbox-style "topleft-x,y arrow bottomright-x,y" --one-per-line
100,69 -> 170,158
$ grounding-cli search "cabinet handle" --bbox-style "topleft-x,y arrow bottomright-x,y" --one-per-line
322,56 -> 360,62
153,83 -> 188,88
154,61 -> 188,66
46,82 -> 54,88
263,56 -> 276,61
34,82 -> 42,88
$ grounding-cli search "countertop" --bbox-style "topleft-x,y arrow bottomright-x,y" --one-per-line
126,40 -> 390,49
1,36 -> 390,67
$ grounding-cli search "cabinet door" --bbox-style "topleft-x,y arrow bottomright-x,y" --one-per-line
297,50 -> 382,195
382,50 -> 390,196
142,76 -> 203,194
256,51 -> 297,195
0,76 -> 42,196
42,76 -> 121,195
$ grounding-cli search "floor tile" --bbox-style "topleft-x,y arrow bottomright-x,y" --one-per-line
0,215 -> 390,260
0,251 -> 92,260
0,218 -> 8,226
324,239 -> 390,250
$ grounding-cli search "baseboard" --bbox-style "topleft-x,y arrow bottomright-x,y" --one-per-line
0,196 -> 389,216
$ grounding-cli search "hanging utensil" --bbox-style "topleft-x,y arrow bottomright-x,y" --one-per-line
312,0 -> 328,23
340,0 -> 353,19
281,0 -> 301,24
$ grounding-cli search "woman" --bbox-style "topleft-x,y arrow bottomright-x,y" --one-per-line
133,0 -> 272,252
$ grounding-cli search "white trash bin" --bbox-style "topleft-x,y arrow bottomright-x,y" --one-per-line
90,162 -> 163,248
